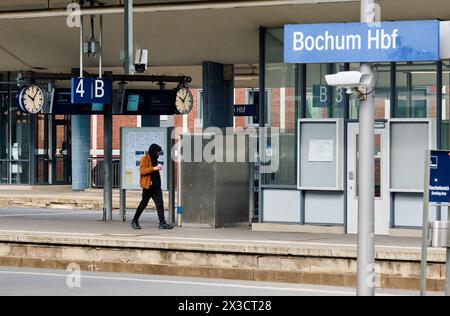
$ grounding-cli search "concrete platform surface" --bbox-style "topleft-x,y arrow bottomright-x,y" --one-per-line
0,207 -> 446,292
0,207 -> 444,260
0,186 -> 169,210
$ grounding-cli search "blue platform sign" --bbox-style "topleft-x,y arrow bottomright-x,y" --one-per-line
91,78 -> 111,104
429,150 -> 450,205
234,104 -> 257,117
71,77 -> 92,104
313,85 -> 332,107
71,77 -> 111,104
312,85 -> 346,108
284,20 -> 440,64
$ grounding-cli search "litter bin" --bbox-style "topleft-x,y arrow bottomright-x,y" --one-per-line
428,221 -> 449,248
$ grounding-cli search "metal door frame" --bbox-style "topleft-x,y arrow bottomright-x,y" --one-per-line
51,116 -> 72,185
346,122 -> 390,235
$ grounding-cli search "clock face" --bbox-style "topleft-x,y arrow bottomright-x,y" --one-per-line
19,85 -> 44,114
175,88 -> 194,115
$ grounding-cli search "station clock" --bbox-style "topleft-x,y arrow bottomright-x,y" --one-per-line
175,87 -> 194,115
18,84 -> 45,114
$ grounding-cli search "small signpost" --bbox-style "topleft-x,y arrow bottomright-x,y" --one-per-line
420,150 -> 450,296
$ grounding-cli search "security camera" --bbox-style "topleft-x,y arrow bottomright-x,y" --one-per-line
325,71 -> 373,89
325,71 -> 373,100
134,49 -> 148,74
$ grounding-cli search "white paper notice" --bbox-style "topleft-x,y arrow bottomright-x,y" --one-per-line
308,140 -> 334,162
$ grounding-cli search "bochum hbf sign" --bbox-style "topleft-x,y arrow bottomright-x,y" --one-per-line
284,20 -> 441,63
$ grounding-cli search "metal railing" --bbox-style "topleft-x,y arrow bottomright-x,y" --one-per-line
88,158 -> 120,189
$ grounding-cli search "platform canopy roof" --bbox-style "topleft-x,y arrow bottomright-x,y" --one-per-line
0,0 -> 449,87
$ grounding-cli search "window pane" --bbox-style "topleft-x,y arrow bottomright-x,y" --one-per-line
356,134 -> 382,198
0,92 -> 7,160
395,62 -> 436,118
306,63 -> 346,119
264,28 -> 297,185
442,64 -> 450,150
196,90 -> 203,129
0,161 -> 7,184
10,162 -> 29,184
10,109 -> 30,160
349,63 -> 390,120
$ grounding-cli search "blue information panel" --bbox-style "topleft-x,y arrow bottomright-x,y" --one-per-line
284,20 -> 440,63
71,77 -> 111,104
312,85 -> 346,108
313,85 -> 332,107
91,78 -> 111,104
234,104 -> 257,117
71,77 -> 92,104
429,150 -> 450,205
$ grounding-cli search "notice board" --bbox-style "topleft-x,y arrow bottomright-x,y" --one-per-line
120,127 -> 170,191
298,119 -> 344,190
390,119 -> 435,192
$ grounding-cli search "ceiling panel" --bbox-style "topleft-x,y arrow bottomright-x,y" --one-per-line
0,0 -> 448,73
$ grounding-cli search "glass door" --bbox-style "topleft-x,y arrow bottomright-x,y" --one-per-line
347,122 -> 390,235
35,115 -> 50,184
52,116 -> 71,184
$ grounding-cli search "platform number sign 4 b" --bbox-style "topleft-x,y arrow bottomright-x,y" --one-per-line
71,77 -> 111,104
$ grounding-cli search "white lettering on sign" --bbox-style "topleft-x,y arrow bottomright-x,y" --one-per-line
293,29 -> 399,52
320,86 -> 328,103
368,29 -> 398,49
95,80 -> 105,98
430,185 -> 450,191
336,88 -> 344,104
76,79 -> 85,98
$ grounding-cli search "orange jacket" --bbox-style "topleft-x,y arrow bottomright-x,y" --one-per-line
139,153 -> 157,189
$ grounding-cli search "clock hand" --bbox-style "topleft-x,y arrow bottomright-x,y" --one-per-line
26,94 -> 35,101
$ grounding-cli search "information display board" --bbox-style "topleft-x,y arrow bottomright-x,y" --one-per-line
297,119 -> 344,190
120,127 -> 170,191
120,89 -> 176,115
428,150 -> 450,205
47,88 -> 106,115
390,119 -> 435,192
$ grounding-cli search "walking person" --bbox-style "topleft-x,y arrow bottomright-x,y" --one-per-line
131,144 -> 174,230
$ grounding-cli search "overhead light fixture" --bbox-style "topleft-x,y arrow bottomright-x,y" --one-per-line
234,67 -> 259,81
410,71 -> 450,75
234,74 -> 259,81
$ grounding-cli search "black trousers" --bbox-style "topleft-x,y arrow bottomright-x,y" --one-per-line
133,187 -> 165,224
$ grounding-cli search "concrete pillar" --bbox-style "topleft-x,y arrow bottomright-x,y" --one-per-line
202,61 -> 234,128
71,115 -> 91,191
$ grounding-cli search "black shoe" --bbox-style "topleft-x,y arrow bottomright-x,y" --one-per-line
159,222 -> 174,230
131,220 -> 142,230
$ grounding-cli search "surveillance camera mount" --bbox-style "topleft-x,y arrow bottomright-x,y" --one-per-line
354,86 -> 368,101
